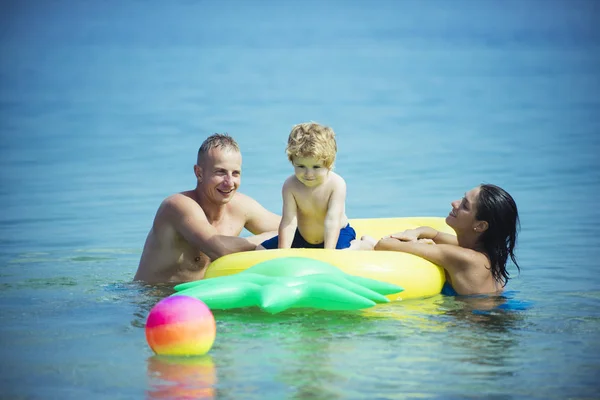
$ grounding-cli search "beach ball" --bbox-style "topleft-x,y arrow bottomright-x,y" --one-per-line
145,296 -> 216,356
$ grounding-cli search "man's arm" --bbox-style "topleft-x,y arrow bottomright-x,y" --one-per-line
240,192 -> 281,235
323,177 -> 346,249
165,195 -> 261,260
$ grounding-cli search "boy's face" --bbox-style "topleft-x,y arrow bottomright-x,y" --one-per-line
292,156 -> 330,187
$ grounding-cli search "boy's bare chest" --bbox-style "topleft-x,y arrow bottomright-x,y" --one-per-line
294,186 -> 332,214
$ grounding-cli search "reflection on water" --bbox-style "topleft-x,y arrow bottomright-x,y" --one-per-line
127,286 -> 533,399
146,355 -> 216,400
116,265 -> 537,398
361,297 -> 448,334
445,292 -> 530,334
273,312 -> 375,400
212,295 -> 531,398
431,293 -> 531,390
130,285 -> 216,399
126,283 -> 176,328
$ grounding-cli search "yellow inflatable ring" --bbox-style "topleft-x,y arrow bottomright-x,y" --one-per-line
205,217 -> 455,301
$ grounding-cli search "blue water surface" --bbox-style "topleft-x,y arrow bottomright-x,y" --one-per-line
1,0 -> 599,399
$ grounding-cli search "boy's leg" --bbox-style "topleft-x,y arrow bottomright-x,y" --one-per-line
347,235 -> 377,250
257,235 -> 279,250
336,224 -> 357,249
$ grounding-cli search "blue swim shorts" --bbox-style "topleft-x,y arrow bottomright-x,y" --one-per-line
260,224 -> 356,250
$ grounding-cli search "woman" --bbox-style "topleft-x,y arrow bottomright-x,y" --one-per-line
360,184 -> 520,295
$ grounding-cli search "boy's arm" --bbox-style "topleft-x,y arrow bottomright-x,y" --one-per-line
278,182 -> 298,249
323,178 -> 347,249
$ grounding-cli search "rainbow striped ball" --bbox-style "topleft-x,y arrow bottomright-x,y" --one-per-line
145,296 -> 216,356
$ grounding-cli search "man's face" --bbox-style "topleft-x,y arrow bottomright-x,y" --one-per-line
196,148 -> 242,204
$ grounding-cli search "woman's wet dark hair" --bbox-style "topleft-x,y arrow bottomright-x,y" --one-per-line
476,184 -> 520,285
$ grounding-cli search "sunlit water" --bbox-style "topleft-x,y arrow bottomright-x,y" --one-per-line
1,1 -> 599,399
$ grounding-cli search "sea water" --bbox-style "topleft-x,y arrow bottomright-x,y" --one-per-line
1,1 -> 599,399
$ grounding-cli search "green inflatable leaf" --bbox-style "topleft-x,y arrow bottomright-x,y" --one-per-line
343,275 -> 405,295
171,257 -> 403,314
172,281 -> 263,310
260,282 -> 377,314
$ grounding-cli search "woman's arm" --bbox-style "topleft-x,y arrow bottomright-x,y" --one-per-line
389,226 -> 458,245
374,238 -> 472,274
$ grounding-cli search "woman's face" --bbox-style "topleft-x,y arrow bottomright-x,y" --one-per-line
446,186 -> 481,233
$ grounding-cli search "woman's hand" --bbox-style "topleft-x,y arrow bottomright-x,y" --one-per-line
387,229 -> 419,242
417,238 -> 435,245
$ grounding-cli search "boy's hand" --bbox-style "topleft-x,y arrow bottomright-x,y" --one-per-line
417,238 -> 435,245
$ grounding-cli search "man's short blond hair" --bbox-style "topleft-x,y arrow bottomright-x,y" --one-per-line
286,122 -> 337,169
197,133 -> 240,164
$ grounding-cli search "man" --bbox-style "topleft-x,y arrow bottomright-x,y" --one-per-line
134,134 -> 280,284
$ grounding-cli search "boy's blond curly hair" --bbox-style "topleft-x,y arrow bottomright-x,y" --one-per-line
286,122 -> 337,169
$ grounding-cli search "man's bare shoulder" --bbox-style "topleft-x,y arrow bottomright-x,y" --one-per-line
164,190 -> 196,204
155,191 -> 202,223
232,191 -> 280,234
230,191 -> 266,213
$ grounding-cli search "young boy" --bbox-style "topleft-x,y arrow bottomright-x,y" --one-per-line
259,122 -> 357,250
